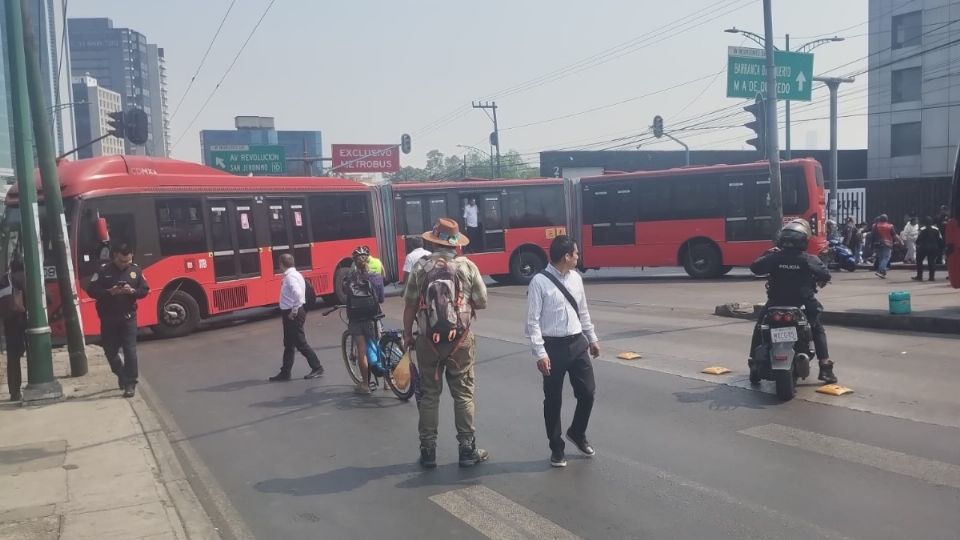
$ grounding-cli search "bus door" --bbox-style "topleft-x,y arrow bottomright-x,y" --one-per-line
725,176 -> 774,242
267,197 -> 311,273
208,199 -> 261,281
479,193 -> 505,252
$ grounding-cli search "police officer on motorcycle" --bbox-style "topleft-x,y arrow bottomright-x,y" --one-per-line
748,219 -> 837,384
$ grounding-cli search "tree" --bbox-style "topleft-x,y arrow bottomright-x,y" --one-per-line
386,148 -> 539,182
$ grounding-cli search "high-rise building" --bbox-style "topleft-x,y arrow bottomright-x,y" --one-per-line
71,75 -> 123,159
68,17 -> 168,157
200,116 -> 323,176
146,44 -> 169,157
867,0 -> 960,178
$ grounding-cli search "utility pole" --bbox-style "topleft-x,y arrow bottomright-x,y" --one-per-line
4,0 -> 62,401
763,0 -> 783,240
815,76 -> 855,223
472,101 -> 501,178
22,3 -> 87,376
784,34 -> 791,160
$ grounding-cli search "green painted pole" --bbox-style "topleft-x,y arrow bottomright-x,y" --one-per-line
4,0 -> 62,400
20,1 -> 88,376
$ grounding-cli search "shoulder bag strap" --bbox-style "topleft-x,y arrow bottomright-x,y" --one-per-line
538,270 -> 579,313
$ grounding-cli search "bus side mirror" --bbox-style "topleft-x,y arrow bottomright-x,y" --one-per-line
96,217 -> 110,243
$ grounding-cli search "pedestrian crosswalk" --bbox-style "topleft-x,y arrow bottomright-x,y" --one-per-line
430,485 -> 581,540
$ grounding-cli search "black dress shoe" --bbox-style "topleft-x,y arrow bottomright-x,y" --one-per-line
122,384 -> 136,398
304,366 -> 324,379
550,450 -> 567,468
565,431 -> 596,457
269,373 -> 291,382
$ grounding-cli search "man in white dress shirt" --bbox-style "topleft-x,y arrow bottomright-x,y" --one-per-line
463,198 -> 480,253
270,254 -> 324,381
526,235 -> 600,468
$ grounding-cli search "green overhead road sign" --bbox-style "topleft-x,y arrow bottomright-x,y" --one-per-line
208,145 -> 286,175
726,46 -> 814,101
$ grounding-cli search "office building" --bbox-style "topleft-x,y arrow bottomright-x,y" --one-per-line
200,116 -> 323,176
146,45 -> 169,156
867,0 -> 960,178
72,75 -> 123,158
68,17 -> 168,156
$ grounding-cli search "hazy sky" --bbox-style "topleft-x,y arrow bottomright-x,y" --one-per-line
69,0 -> 871,167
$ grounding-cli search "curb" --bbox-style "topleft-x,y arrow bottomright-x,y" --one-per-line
130,387 -> 222,540
714,303 -> 960,335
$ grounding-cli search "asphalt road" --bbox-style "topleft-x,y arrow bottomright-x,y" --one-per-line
138,275 -> 960,540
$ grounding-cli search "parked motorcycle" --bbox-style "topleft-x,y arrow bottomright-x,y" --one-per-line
749,306 -> 815,400
821,239 -> 857,272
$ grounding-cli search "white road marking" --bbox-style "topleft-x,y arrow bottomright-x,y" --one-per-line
740,423 -> 960,490
430,485 -> 581,540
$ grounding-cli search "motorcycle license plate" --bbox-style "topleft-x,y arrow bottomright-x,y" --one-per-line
770,327 -> 798,343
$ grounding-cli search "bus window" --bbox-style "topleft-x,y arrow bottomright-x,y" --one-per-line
309,194 -> 372,241
234,202 -> 259,277
268,200 -> 290,273
156,198 -> 205,256
403,198 -> 425,235
428,196 -> 447,225
590,183 -> 636,246
636,180 -> 671,221
290,201 -> 311,270
507,187 -> 565,227
781,169 -> 810,214
673,176 -> 722,218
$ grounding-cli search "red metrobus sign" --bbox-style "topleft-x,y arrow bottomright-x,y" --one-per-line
331,144 -> 400,173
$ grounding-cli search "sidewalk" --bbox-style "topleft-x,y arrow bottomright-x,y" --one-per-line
715,271 -> 960,334
0,346 -> 218,540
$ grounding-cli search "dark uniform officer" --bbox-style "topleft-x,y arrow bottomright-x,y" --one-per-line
748,220 -> 836,384
84,244 -> 149,397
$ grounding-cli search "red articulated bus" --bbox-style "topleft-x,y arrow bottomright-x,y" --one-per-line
2,155 -> 378,338
372,178 -> 567,284
947,145 -> 960,289
575,159 -> 827,277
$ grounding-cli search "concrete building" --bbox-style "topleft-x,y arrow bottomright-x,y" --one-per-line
68,17 -> 168,157
71,75 -> 123,158
146,45 -> 169,157
200,116 -> 323,176
867,0 -> 960,178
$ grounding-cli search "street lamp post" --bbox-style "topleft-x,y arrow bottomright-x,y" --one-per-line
725,28 -> 844,159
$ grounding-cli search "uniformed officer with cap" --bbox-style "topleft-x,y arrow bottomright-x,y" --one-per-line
84,243 -> 150,397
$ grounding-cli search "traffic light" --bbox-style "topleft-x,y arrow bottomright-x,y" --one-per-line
124,108 -> 149,145
400,133 -> 411,154
743,94 -> 766,157
489,131 -> 498,147
653,115 -> 664,139
107,111 -> 125,139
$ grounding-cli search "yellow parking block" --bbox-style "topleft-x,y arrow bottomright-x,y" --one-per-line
816,384 -> 854,396
617,352 -> 643,361
701,366 -> 731,375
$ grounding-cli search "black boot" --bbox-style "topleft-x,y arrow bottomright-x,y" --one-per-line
419,446 -> 436,469
458,439 -> 489,468
818,361 -> 837,384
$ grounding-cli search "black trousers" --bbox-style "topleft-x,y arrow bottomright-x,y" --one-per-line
750,300 -> 829,362
280,309 -> 320,375
916,251 -> 938,279
4,315 -> 26,395
542,334 -> 596,453
101,315 -> 139,386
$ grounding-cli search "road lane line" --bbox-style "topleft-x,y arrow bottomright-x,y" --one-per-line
430,485 -> 581,540
740,423 -> 960,490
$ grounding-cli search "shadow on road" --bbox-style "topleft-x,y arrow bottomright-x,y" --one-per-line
673,384 -> 777,411
250,385 -> 407,411
188,379 -> 273,393
254,459 -> 550,496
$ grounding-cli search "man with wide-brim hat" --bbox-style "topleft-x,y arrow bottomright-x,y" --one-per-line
403,218 -> 488,469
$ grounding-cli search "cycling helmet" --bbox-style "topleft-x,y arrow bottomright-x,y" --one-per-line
352,245 -> 371,258
777,219 -> 811,251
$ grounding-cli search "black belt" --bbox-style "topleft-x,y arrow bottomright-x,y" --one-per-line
543,334 -> 583,345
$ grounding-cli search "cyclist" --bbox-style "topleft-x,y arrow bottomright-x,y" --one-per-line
343,246 -> 385,394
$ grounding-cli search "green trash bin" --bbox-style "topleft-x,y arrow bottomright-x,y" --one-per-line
889,291 -> 911,315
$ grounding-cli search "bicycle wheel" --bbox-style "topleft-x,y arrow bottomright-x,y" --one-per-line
341,330 -> 363,385
382,335 -> 415,401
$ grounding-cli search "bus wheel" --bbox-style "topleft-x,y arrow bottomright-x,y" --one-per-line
720,265 -> 734,276
510,250 -> 545,284
683,242 -> 722,279
331,266 -> 350,305
154,290 -> 201,338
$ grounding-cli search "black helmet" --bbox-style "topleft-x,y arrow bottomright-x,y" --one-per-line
777,219 -> 811,250
352,245 -> 370,258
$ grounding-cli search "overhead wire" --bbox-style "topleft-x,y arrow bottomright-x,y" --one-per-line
170,0 -> 238,121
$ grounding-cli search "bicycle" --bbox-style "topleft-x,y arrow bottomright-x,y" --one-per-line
322,305 -> 421,404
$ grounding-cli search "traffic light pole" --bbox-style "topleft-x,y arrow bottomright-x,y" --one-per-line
21,1 -> 88,376
814,76 -> 855,223
4,0 -> 62,401
763,0 -> 783,240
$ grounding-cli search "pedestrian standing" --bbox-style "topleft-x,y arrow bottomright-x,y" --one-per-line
403,218 -> 488,469
913,217 -> 943,282
850,222 -> 865,264
902,215 -> 919,264
873,215 -> 898,279
269,253 -> 324,382
84,244 -> 150,397
463,198 -> 480,253
401,236 -> 431,284
936,205 -> 949,264
526,235 -> 601,468
1,260 -> 26,401
343,246 -> 385,394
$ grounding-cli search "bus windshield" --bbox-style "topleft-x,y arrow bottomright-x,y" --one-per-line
0,201 -> 76,276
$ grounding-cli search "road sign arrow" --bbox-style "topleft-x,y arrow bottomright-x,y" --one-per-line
796,71 -> 807,92
215,157 -> 225,168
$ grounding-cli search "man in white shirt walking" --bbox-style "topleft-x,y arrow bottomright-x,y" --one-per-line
526,235 -> 600,468
270,254 -> 324,381
401,236 -> 432,283
463,198 -> 480,253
